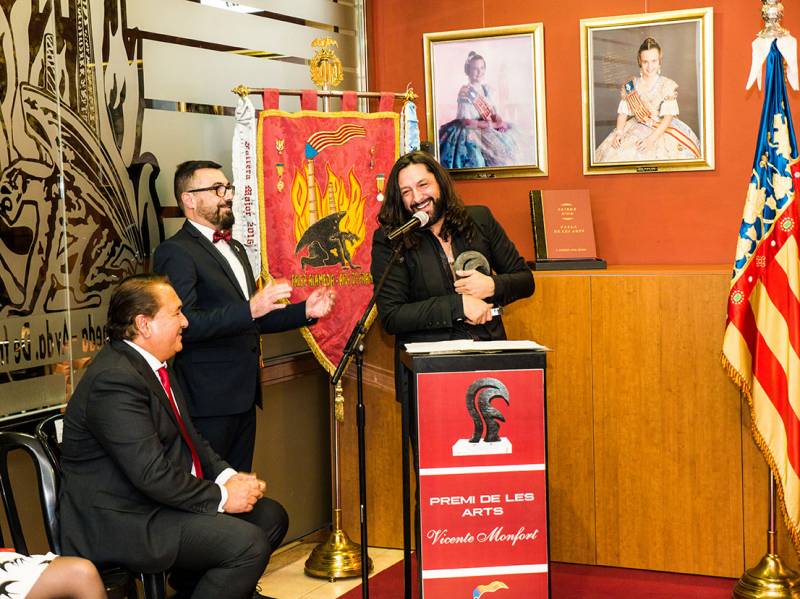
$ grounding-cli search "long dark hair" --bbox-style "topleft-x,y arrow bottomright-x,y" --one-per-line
379,151 -> 474,247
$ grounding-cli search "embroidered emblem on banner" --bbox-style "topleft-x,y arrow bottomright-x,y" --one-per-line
258,110 -> 399,373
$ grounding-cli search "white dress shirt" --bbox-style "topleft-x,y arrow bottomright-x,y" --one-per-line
123,340 -> 235,511
187,220 -> 250,299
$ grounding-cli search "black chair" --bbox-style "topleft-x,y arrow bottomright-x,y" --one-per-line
6,428 -> 166,599
34,412 -> 63,477
0,431 -> 61,555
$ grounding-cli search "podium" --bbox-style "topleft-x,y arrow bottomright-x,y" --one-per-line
399,346 -> 550,598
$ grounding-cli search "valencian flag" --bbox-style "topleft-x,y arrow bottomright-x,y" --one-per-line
258,111 -> 399,373
723,41 -> 800,551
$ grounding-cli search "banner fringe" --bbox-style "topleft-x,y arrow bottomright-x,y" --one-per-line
257,108 -> 399,377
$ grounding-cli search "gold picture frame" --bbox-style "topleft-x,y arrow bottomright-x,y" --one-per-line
423,23 -> 548,179
580,7 -> 714,175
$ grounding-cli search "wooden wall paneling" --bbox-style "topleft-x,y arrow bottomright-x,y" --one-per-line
503,273 -> 596,564
341,326 -> 406,548
590,272 -> 744,577
256,371 -> 332,542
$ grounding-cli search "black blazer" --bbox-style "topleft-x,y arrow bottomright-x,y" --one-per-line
153,221 -> 309,417
59,340 -> 229,572
370,204 -> 534,346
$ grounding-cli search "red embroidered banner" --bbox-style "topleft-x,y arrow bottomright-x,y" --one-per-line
258,110 -> 399,373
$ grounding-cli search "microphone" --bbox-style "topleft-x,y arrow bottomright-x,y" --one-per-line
386,211 -> 430,241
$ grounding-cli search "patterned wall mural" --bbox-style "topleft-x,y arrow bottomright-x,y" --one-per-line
0,0 -> 161,416
0,0 -> 360,418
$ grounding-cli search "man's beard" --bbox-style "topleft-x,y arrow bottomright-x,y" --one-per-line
423,195 -> 444,228
201,202 -> 235,229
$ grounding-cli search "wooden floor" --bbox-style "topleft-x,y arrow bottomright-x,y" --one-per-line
256,536 -> 403,599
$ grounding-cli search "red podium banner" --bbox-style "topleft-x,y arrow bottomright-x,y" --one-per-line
416,368 -> 549,598
258,110 -> 399,373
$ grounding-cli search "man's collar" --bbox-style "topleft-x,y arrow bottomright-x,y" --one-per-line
123,340 -> 165,372
186,219 -> 217,243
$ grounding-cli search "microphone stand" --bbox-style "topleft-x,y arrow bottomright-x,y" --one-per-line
331,241 -> 404,599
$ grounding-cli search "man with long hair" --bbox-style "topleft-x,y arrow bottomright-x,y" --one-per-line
371,150 -> 534,399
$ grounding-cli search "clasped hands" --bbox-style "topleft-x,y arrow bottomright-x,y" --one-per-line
223,472 -> 266,513
455,268 -> 496,325
249,280 -> 336,320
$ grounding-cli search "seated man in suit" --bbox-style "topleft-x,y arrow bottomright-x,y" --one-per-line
59,273 -> 286,599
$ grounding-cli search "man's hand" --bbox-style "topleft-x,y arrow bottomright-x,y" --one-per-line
462,295 -> 494,325
223,473 -> 266,513
306,287 -> 336,319
250,281 -> 292,319
454,269 -> 495,300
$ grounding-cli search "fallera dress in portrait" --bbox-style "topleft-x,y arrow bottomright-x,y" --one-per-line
438,83 -> 524,169
594,75 -> 701,162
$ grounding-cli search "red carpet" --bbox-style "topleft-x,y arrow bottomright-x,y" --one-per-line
341,560 -> 737,598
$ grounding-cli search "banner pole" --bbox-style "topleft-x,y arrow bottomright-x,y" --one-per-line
302,39 -> 372,588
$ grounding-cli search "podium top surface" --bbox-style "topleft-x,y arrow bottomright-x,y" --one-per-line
404,339 -> 548,354
400,346 -> 546,373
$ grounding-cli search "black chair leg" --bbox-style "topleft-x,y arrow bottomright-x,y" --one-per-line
141,571 -> 166,599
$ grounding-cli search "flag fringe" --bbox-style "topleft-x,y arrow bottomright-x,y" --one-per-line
721,351 -> 800,556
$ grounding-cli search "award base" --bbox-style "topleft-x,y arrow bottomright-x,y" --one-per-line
452,437 -> 512,456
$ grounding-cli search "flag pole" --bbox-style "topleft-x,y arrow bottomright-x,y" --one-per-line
733,475 -> 800,598
733,6 -> 800,597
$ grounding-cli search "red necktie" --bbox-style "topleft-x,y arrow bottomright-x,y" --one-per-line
212,229 -> 232,243
157,367 -> 204,478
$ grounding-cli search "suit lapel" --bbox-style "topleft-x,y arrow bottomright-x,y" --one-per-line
112,341 -> 183,432
182,221 -> 248,300
230,240 -> 256,296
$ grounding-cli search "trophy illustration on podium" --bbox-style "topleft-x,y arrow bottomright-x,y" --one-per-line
452,377 -> 513,456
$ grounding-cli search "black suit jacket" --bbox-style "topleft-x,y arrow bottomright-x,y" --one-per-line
370,205 -> 534,404
370,205 -> 534,345
59,340 -> 229,572
153,221 -> 310,417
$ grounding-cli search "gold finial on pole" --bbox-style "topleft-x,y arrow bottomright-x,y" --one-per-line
758,0 -> 789,38
404,82 -> 418,102
231,84 -> 251,97
310,37 -> 344,89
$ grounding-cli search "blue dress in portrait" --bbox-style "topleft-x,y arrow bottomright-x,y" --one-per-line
438,83 -> 523,169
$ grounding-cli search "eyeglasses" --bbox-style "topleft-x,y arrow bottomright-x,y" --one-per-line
188,183 -> 235,198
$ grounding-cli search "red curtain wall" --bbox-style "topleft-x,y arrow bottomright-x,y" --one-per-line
366,0 -> 800,265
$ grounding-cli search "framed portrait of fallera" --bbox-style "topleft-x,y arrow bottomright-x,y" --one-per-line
581,7 -> 714,175
423,23 -> 548,179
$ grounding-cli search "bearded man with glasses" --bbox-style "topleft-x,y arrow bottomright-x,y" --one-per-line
153,160 -> 335,474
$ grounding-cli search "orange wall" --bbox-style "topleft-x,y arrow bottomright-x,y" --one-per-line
367,0 -> 800,265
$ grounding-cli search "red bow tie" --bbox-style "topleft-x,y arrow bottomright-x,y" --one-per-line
212,229 -> 232,244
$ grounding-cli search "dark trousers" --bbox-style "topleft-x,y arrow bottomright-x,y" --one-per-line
163,496 -> 288,599
192,407 -> 257,472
